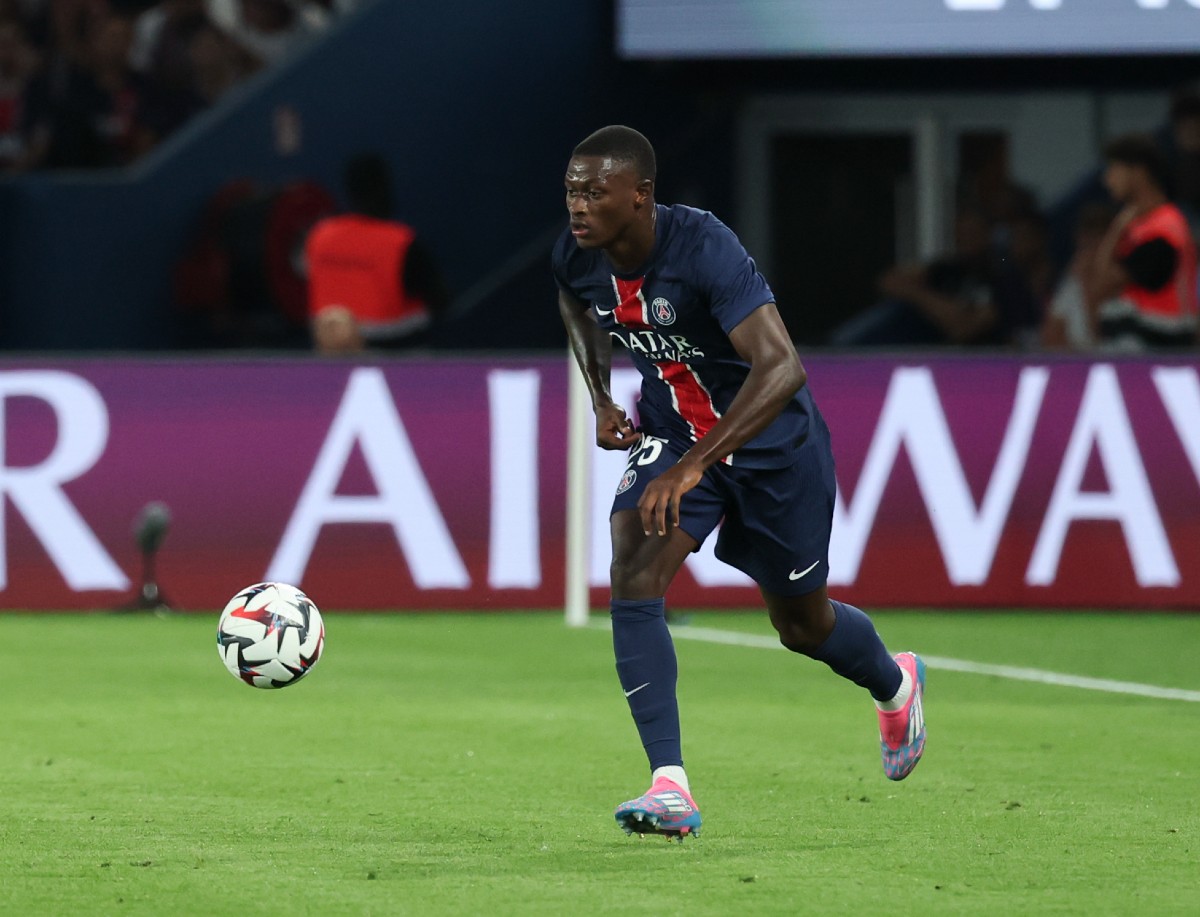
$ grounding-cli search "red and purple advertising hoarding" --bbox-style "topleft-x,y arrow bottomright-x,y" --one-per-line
1,355 -> 1197,611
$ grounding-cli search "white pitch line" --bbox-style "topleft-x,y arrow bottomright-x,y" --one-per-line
918,655 -> 1200,703
592,622 -> 1200,703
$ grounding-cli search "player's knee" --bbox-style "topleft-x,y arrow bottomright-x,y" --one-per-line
769,597 -> 835,654
609,557 -> 669,600
774,619 -> 821,654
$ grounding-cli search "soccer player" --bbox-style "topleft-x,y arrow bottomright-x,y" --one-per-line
552,125 -> 926,841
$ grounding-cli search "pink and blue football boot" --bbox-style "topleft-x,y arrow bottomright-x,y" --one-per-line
878,651 -> 926,780
614,776 -> 702,842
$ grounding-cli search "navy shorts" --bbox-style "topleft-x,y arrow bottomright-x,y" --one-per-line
610,415 -> 837,596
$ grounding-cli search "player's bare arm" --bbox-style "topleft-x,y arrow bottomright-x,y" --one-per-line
558,288 -> 641,451
637,303 -> 803,536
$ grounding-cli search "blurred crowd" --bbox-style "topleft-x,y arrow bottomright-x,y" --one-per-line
2,5 -> 1197,358
0,0 -> 356,171
832,86 -> 1200,353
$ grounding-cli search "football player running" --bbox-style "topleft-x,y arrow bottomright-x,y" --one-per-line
553,125 -> 926,841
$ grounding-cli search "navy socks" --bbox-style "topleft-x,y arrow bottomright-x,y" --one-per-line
807,599 -> 903,702
611,597 -> 899,772
610,597 -> 682,770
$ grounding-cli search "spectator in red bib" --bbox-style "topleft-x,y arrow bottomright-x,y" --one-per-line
304,152 -> 448,353
1088,132 -> 1199,350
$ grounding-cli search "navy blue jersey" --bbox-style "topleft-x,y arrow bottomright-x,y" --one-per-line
553,203 -> 814,469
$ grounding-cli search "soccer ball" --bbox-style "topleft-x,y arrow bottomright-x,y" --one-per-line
217,582 -> 325,688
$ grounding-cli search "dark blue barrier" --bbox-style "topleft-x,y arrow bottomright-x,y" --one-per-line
0,1 -> 616,350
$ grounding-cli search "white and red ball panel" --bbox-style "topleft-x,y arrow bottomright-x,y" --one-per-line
217,582 -> 324,688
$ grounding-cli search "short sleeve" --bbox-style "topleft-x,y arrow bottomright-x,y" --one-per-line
691,219 -> 775,335
550,228 -> 578,295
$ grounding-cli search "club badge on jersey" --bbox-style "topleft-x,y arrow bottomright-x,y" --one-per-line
651,297 -> 676,325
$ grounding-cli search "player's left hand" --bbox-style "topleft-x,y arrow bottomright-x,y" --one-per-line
638,460 -> 703,536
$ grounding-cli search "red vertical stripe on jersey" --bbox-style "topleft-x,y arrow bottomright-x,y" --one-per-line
611,275 -> 726,459
656,361 -> 722,444
611,276 -> 651,328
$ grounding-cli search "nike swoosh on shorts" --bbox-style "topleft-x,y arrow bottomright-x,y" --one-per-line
789,561 -> 820,580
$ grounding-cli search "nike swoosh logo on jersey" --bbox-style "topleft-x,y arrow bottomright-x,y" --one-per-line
595,307 -> 614,316
789,560 -> 820,580
624,682 -> 650,697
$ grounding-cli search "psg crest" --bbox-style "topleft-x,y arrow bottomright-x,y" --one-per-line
651,297 -> 676,325
616,468 -> 637,494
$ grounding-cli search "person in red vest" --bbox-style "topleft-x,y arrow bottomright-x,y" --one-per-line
305,153 -> 447,353
1088,133 -> 1199,349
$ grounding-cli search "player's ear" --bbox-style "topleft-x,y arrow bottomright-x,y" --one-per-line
635,179 -> 654,205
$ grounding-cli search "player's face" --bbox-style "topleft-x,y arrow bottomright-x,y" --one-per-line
564,156 -> 649,250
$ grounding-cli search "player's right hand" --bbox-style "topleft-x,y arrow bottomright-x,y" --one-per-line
595,403 -> 641,451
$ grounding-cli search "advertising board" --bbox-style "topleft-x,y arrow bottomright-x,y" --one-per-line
1,356 -> 1197,610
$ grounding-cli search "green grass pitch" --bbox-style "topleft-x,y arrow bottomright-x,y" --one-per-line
3,609 -> 1198,916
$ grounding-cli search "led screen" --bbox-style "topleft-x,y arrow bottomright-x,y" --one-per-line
618,1 -> 1200,58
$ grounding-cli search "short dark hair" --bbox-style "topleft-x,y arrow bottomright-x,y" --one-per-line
343,153 -> 393,219
1103,132 -> 1171,193
573,125 -> 657,182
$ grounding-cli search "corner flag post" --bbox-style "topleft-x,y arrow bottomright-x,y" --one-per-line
565,352 -> 591,627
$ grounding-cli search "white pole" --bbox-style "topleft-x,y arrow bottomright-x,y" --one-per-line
565,352 -> 591,627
